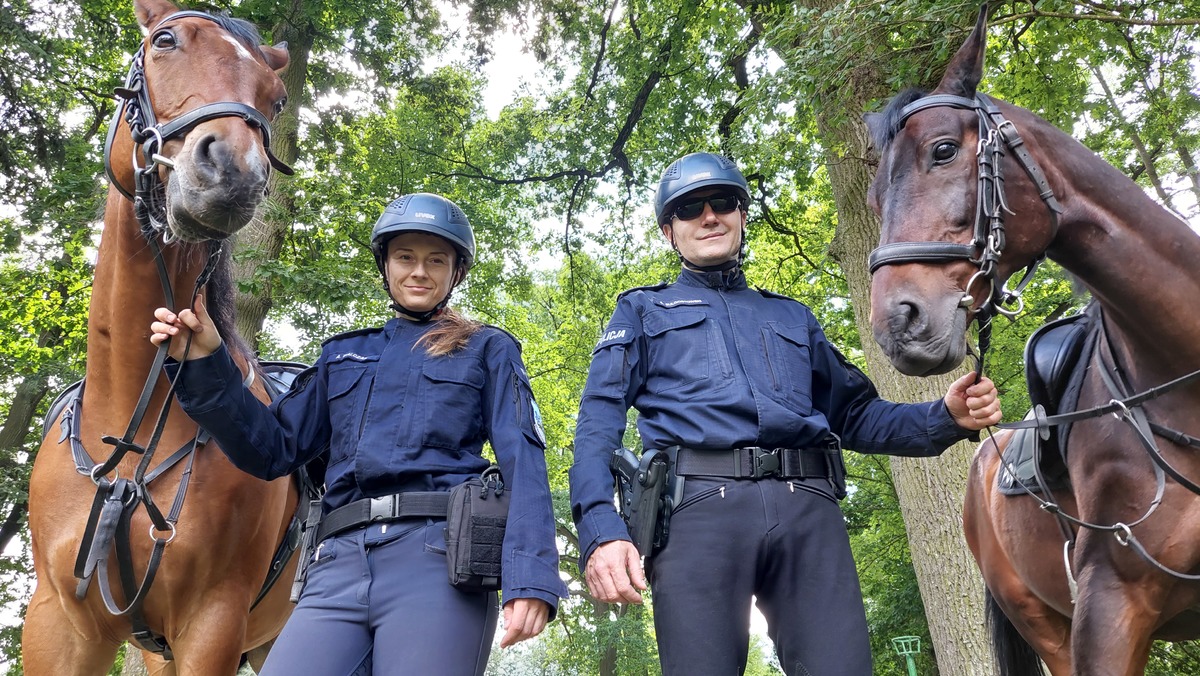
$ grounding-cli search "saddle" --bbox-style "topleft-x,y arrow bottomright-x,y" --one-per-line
998,305 -> 1098,496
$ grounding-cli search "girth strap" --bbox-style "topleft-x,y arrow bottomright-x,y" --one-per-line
674,447 -> 837,480
315,492 -> 450,544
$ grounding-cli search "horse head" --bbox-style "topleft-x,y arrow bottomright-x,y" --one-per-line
864,5 -> 1061,376
106,0 -> 292,243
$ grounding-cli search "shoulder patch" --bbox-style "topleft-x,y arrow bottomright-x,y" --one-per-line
595,324 -> 636,350
320,325 -> 383,347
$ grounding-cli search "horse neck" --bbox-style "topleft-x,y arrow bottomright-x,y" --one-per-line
84,189 -> 211,411
1023,106 -> 1200,378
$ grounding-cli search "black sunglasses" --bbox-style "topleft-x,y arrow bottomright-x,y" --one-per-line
671,193 -> 743,221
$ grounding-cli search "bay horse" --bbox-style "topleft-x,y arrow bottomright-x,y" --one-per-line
22,0 -> 302,673
865,6 -> 1200,676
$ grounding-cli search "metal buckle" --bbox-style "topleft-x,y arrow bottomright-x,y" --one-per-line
368,495 -> 396,522
750,448 -> 780,479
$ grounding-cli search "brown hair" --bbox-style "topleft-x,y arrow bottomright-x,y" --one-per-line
416,307 -> 483,356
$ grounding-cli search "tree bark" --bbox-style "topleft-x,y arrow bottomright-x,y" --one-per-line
794,5 -> 997,674
233,0 -> 315,347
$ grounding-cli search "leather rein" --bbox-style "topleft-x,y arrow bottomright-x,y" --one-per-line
869,92 -> 1200,583
74,10 -> 293,658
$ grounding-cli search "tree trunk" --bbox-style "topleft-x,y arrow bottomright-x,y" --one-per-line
801,9 -> 997,675
233,0 -> 315,346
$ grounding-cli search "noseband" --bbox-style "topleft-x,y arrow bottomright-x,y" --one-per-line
102,10 -> 293,240
867,93 -> 1064,374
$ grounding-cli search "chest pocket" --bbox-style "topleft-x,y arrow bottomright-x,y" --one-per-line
762,322 -> 813,413
326,359 -> 375,462
643,309 -> 729,394
421,358 -> 485,450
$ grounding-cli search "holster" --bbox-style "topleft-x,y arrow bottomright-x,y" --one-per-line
444,465 -> 509,592
290,498 -> 324,602
611,448 -> 673,556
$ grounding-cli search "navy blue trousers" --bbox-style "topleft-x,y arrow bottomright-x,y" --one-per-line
261,519 -> 498,676
649,476 -> 872,676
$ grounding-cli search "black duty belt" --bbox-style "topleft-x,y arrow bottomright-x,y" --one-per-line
316,491 -> 449,544
674,447 -> 835,480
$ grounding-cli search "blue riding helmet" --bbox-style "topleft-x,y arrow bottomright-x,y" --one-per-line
371,193 -> 476,274
654,152 -> 750,225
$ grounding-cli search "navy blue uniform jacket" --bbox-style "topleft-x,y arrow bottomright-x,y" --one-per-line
166,317 -> 568,613
569,268 -> 976,569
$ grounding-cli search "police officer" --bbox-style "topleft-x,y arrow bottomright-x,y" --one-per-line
151,192 -> 567,675
568,153 -> 1001,675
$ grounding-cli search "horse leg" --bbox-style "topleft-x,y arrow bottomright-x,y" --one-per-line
964,431 -> 1074,675
1069,546 -> 1156,676
142,649 -> 178,676
22,585 -> 121,675
166,602 -> 251,676
244,638 -> 274,672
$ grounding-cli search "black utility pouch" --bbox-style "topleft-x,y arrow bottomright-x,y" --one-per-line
444,465 -> 510,592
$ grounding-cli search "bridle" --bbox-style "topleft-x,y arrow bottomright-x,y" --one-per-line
867,93 -> 1063,376
870,94 -> 1200,585
73,10 -> 292,658
102,10 -> 293,240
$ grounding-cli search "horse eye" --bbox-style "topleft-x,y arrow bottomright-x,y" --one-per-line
273,97 -> 288,115
932,141 -> 958,163
151,30 -> 177,50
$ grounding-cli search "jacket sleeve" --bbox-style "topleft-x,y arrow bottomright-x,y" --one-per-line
164,342 -> 330,480
481,333 -> 569,616
569,297 -> 645,571
808,321 -> 973,456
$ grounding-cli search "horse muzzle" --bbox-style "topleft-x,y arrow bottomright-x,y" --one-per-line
871,291 -> 971,377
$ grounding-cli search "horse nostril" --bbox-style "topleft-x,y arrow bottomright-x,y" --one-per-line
191,133 -> 224,181
892,301 -> 920,333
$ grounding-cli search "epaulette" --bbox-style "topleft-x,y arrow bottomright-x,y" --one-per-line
616,281 -> 671,300
320,325 -> 383,347
755,287 -> 803,303
479,323 -> 524,353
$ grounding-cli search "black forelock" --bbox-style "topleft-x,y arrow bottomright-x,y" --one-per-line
209,13 -> 264,50
870,88 -> 928,151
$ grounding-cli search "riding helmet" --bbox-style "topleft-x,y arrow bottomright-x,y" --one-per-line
371,193 -> 476,274
653,152 -> 750,225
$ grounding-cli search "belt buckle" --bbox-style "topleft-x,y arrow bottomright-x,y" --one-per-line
750,448 -> 780,479
368,495 -> 396,522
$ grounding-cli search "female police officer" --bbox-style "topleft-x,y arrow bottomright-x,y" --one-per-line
151,192 -> 567,675
568,153 -> 1001,675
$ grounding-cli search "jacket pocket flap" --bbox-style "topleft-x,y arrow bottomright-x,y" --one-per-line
644,310 -> 706,337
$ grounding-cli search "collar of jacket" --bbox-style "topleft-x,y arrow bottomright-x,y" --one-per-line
677,265 -> 746,291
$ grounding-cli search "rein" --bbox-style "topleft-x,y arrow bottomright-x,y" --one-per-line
75,10 -> 291,658
868,93 -> 1063,378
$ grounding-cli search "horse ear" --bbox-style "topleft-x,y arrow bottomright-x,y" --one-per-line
260,42 -> 290,72
934,3 -> 990,98
134,0 -> 181,31
863,111 -> 885,151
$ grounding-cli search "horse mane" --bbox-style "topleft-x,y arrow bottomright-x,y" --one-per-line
200,240 -> 256,364
206,12 -> 266,51
868,88 -> 927,151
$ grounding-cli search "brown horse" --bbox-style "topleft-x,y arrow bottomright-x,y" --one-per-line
865,7 -> 1200,676
22,0 -> 300,673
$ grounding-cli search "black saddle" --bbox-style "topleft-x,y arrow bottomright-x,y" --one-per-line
998,305 -> 1097,495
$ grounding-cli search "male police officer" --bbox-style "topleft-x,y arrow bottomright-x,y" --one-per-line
568,153 -> 1001,675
